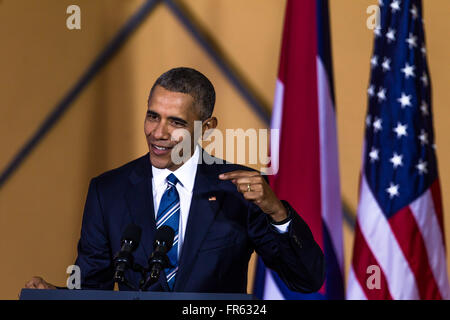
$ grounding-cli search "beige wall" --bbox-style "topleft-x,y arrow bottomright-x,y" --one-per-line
0,0 -> 448,299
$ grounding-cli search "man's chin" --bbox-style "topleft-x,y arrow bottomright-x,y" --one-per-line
149,157 -> 170,169
148,146 -> 191,170
149,153 -> 179,171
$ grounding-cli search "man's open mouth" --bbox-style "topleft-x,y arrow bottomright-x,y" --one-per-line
151,143 -> 174,155
153,145 -> 170,151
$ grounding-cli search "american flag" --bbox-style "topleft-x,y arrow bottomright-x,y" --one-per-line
253,0 -> 344,300
347,0 -> 450,299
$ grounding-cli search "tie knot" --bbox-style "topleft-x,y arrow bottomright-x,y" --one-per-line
166,173 -> 178,187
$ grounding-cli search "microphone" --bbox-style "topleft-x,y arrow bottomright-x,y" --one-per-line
113,224 -> 142,284
143,225 -> 175,288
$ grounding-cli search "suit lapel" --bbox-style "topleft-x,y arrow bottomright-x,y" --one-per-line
124,154 -> 156,260
174,162 -> 224,291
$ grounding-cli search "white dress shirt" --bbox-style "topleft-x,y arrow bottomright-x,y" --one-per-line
151,145 -> 290,258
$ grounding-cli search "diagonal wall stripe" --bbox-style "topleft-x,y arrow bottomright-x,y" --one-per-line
163,0 -> 271,124
0,0 -> 162,190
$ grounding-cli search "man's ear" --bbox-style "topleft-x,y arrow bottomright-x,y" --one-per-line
202,117 -> 218,136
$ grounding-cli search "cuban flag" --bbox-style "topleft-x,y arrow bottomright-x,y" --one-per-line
254,0 -> 345,300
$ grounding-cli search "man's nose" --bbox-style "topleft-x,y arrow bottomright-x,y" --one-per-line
153,121 -> 170,139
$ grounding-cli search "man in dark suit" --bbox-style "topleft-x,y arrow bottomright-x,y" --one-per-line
25,67 -> 324,293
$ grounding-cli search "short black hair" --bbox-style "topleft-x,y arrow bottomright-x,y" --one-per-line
148,67 -> 215,121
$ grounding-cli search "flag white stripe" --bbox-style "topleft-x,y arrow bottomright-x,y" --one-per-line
409,190 -> 450,299
358,175 -> 419,299
262,271 -> 284,300
346,266 -> 368,300
262,79 -> 285,298
267,79 -> 284,176
317,57 -> 345,274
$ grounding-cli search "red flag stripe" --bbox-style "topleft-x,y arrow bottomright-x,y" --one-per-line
409,188 -> 450,298
270,0 -> 323,250
349,176 -> 420,299
430,179 -> 445,248
351,220 -> 392,300
388,206 -> 442,299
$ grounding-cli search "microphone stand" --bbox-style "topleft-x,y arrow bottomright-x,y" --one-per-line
114,276 -> 138,291
113,257 -> 172,291
139,252 -> 172,291
113,262 -> 147,291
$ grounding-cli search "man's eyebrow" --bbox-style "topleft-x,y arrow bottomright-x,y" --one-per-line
167,116 -> 188,125
146,110 -> 188,125
146,110 -> 159,116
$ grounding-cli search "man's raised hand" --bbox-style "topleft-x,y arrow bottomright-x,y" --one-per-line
219,170 -> 287,222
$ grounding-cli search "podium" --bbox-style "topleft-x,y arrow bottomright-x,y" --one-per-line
19,289 -> 254,300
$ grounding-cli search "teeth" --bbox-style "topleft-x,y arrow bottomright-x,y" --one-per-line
154,145 -> 168,151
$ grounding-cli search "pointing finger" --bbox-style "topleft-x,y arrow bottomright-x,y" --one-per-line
219,170 -> 259,180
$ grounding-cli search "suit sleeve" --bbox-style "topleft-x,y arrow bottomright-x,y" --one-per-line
248,200 -> 326,293
74,178 -> 115,290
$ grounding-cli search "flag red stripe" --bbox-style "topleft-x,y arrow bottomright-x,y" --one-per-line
430,179 -> 446,249
388,206 -> 442,299
351,220 -> 392,300
270,0 -> 323,251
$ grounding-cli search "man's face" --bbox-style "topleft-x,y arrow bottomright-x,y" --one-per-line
144,85 -> 200,171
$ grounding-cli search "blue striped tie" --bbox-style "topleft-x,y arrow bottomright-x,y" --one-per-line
156,173 -> 180,290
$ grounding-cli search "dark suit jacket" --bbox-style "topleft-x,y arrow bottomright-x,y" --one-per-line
74,152 -> 325,293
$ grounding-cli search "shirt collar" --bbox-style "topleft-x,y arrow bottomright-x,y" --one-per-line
151,145 -> 200,193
